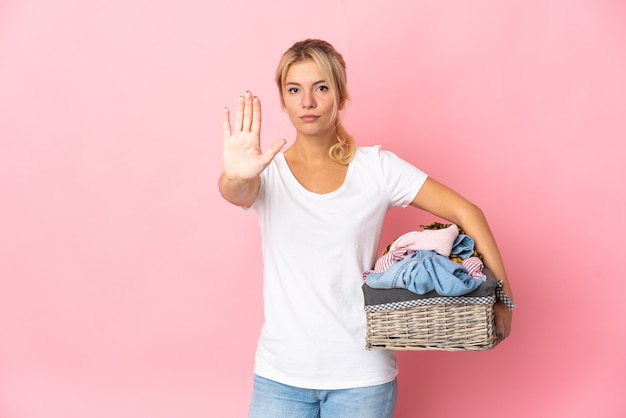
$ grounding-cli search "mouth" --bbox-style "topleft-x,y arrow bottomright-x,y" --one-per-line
300,115 -> 320,122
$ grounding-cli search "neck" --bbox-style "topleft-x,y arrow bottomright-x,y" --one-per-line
288,132 -> 337,163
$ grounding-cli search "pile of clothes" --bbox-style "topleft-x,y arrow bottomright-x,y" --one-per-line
363,222 -> 487,297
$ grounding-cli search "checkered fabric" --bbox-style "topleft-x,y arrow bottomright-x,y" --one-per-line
364,295 -> 496,313
496,280 -> 516,310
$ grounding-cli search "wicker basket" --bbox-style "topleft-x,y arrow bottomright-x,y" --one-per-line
363,275 -> 498,352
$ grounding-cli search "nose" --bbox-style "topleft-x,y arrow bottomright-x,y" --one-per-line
301,89 -> 316,109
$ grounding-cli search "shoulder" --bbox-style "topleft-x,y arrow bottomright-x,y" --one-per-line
354,145 -> 409,166
355,145 -> 427,180
354,145 -> 389,162
355,145 -> 382,156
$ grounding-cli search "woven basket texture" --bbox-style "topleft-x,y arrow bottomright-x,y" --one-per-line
365,302 -> 496,351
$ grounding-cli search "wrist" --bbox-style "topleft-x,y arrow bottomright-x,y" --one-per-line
218,173 -> 260,207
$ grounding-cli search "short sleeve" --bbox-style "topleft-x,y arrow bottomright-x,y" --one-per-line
376,147 -> 428,208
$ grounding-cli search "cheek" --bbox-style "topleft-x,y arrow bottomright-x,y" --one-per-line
283,98 -> 295,113
284,108 -> 299,125
284,100 -> 301,117
286,112 -> 297,124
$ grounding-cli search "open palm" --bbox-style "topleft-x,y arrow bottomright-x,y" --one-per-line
222,91 -> 285,181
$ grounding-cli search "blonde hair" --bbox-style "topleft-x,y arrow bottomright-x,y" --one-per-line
275,39 -> 356,165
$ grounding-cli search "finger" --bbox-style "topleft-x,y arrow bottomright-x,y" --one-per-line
222,107 -> 232,139
250,96 -> 262,133
235,94 -> 245,133
497,328 -> 505,341
260,138 -> 287,164
495,313 -> 505,341
242,91 -> 253,132
496,322 -> 504,341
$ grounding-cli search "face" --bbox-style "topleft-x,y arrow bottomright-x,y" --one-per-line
282,59 -> 339,139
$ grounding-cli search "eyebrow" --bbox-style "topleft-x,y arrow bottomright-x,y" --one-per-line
284,80 -> 326,86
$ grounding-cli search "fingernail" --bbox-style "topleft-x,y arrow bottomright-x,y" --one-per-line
498,333 -> 504,340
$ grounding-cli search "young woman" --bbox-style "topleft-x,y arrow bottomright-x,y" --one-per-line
219,39 -> 514,418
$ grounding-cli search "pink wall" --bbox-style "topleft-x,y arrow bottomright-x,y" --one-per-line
1,0 -> 625,417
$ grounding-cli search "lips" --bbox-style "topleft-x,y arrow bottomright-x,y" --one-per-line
300,115 -> 320,122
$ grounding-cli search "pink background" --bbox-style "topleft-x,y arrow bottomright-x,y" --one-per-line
1,0 -> 625,417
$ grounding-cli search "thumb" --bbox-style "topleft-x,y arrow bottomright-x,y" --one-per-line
261,138 -> 287,162
494,303 -> 506,341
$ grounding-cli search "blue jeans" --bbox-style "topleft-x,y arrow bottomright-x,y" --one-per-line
248,374 -> 397,418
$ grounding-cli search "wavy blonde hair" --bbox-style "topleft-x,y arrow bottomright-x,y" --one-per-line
275,39 -> 356,165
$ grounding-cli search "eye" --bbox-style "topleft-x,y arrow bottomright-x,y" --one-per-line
316,85 -> 329,92
287,87 -> 299,94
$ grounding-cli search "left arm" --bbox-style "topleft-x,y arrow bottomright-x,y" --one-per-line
411,177 -> 514,340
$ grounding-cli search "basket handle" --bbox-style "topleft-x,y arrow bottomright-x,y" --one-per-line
496,280 -> 516,311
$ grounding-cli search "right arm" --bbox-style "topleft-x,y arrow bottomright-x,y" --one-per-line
218,91 -> 286,207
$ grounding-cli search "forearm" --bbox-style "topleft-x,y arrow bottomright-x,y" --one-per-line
455,205 -> 513,299
218,172 -> 260,207
411,177 -> 513,299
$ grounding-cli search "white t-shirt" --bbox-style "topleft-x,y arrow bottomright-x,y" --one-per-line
251,146 -> 428,390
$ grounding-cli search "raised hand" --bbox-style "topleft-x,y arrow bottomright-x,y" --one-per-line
222,91 -> 286,182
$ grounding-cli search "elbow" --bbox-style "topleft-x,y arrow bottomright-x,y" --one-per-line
456,201 -> 486,227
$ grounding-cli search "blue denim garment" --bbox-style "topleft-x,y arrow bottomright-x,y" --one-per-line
365,250 -> 485,296
451,234 -> 476,259
249,374 -> 397,418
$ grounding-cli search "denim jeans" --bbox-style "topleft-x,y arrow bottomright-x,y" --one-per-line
248,374 -> 397,418
366,250 -> 483,296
